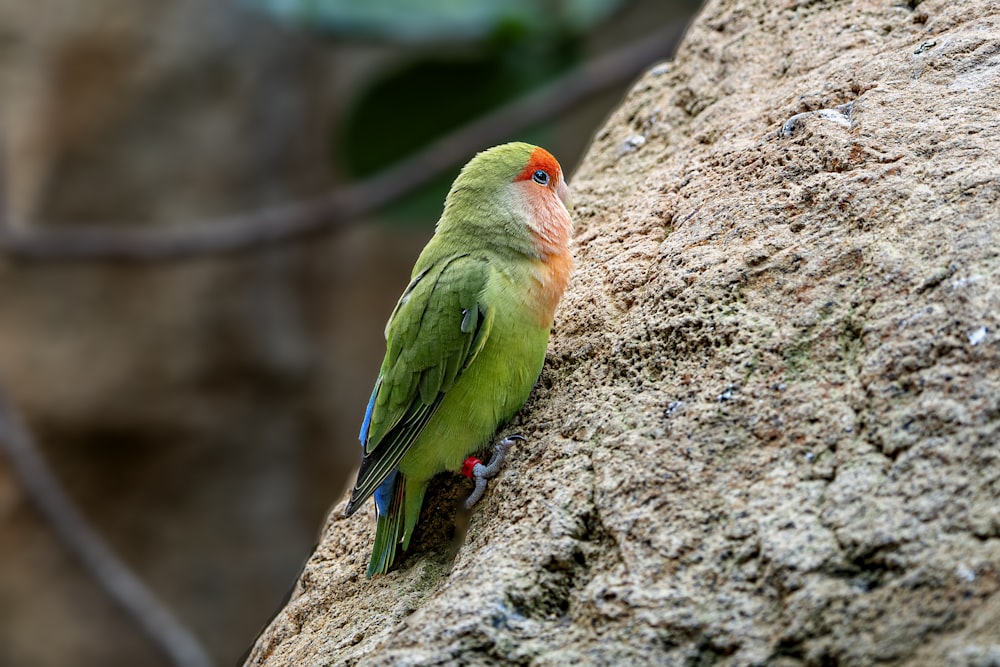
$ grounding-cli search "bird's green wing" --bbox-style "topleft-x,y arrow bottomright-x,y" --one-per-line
346,254 -> 494,514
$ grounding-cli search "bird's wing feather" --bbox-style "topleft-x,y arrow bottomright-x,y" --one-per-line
345,254 -> 493,514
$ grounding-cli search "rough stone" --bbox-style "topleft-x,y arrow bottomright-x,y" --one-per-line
248,0 -> 1000,664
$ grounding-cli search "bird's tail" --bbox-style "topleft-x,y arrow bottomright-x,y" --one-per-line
367,472 -> 405,577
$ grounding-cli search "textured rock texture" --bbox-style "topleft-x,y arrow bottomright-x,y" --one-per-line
247,0 -> 1000,664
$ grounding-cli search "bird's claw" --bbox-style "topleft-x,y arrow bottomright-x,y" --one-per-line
462,434 -> 524,509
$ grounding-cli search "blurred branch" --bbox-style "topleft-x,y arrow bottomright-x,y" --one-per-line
0,20 -> 686,262
0,386 -> 215,667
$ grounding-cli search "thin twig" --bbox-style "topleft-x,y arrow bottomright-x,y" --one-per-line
0,20 -> 686,262
0,385 -> 215,667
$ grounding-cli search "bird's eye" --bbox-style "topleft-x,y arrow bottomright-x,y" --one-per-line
532,169 -> 550,186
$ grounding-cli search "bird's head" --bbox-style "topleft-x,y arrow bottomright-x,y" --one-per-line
441,142 -> 573,259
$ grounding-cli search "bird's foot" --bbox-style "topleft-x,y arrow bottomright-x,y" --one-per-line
461,434 -> 524,509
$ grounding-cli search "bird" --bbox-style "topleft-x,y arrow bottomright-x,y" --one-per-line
343,142 -> 574,577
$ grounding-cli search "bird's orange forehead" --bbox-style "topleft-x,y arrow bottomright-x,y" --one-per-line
514,147 -> 562,183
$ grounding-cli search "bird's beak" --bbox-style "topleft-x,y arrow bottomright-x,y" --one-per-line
556,179 -> 571,206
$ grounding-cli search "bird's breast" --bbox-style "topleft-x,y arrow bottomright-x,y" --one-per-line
529,250 -> 573,328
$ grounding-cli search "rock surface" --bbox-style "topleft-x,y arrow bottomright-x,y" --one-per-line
247,0 -> 1000,664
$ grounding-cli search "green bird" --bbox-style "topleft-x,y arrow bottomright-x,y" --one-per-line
344,142 -> 574,577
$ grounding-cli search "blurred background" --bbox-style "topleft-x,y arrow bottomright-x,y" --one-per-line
0,1 -> 698,665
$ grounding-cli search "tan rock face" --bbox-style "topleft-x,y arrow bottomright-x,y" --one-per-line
248,0 -> 1000,664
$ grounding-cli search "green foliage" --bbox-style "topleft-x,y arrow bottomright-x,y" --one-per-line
242,0 -> 622,42
344,57 -> 519,178
340,36 -> 577,220
241,0 -> 624,221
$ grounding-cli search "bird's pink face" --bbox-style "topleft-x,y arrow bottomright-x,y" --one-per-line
512,147 -> 573,257
514,147 -> 569,204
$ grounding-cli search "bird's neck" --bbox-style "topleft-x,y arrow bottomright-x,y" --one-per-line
531,248 -> 573,327
517,186 -> 574,326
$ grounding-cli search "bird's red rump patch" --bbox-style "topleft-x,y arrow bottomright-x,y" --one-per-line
514,147 -> 562,183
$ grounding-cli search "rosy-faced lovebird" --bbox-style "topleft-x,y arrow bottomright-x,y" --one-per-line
343,142 -> 573,577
